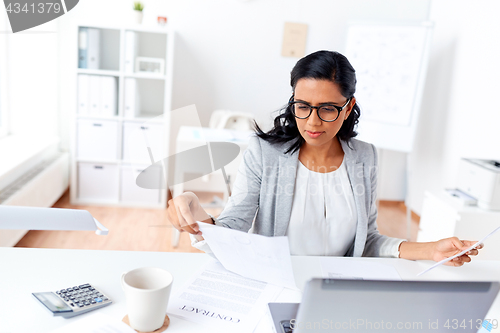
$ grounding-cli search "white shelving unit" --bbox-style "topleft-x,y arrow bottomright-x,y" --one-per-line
70,24 -> 174,208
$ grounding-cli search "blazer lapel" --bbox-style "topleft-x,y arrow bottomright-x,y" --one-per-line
341,140 -> 367,257
272,138 -> 369,257
273,145 -> 299,236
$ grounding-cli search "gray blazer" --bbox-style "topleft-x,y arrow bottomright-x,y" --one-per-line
215,135 -> 394,257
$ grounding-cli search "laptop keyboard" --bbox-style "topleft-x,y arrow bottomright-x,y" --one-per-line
280,320 -> 293,333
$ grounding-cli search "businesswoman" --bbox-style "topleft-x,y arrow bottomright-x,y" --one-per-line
167,50 -> 481,265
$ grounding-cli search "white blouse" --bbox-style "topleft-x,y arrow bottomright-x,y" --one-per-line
286,159 -> 357,256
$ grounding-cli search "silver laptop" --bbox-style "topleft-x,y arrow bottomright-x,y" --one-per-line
269,279 -> 499,333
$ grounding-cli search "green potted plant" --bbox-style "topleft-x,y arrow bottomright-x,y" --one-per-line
133,1 -> 144,24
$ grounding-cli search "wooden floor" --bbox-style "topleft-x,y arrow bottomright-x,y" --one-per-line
15,190 -> 420,251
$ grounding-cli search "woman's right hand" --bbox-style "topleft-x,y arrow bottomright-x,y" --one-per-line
167,191 -> 213,236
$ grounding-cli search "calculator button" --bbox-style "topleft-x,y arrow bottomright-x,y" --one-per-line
73,286 -> 78,290
79,284 -> 91,288
84,302 -> 90,306
103,297 -> 109,301
91,301 -> 96,304
78,304 -> 84,308
95,298 -> 103,303
69,296 -> 75,300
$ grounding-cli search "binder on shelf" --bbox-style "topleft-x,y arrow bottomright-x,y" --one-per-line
88,75 -> 101,116
124,31 -> 138,73
78,27 -> 88,69
124,78 -> 140,118
100,76 -> 117,117
77,74 -> 90,115
87,28 -> 101,70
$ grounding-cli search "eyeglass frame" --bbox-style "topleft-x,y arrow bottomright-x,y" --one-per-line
288,97 -> 352,122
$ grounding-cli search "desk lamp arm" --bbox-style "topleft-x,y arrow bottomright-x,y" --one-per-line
93,218 -> 108,236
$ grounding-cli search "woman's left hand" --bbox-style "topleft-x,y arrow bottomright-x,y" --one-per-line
431,237 -> 483,266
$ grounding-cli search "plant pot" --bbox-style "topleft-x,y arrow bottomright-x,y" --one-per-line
134,11 -> 143,24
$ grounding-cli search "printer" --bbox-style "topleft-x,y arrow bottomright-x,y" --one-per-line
457,158 -> 500,210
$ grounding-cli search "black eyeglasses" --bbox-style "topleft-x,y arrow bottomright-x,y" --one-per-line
289,98 -> 351,122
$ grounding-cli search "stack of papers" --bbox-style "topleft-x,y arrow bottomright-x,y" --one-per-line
168,259 -> 283,333
166,224 -> 298,332
198,223 -> 297,289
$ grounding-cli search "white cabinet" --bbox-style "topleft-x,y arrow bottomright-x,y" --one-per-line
77,119 -> 118,161
71,25 -> 174,208
122,122 -> 164,163
418,191 -> 500,260
78,163 -> 119,202
120,165 -> 161,205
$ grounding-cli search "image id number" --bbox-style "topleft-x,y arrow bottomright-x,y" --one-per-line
6,3 -> 61,14
444,319 -> 498,330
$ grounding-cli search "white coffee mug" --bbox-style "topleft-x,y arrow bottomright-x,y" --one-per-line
121,267 -> 173,332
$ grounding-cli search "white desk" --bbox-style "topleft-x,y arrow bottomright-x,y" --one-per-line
2,248 -> 500,333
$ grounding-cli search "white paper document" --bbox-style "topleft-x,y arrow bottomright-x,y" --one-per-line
167,259 -> 283,333
50,313 -> 136,333
198,223 -> 297,289
417,225 -> 500,276
320,258 -> 402,281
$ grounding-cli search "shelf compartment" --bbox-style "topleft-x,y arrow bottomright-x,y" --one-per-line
120,164 -> 161,204
122,121 -> 165,163
78,74 -> 118,117
123,78 -> 165,119
77,119 -> 119,161
78,162 -> 119,202
124,30 -> 167,75
78,27 -> 120,71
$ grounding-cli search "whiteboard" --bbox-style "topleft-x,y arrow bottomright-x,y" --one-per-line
345,22 -> 433,152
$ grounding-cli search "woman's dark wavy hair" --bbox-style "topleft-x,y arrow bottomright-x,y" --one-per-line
255,50 -> 360,154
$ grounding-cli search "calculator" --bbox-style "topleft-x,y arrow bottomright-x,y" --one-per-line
32,283 -> 112,318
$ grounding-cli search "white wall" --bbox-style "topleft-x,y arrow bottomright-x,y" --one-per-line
408,0 -> 500,214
